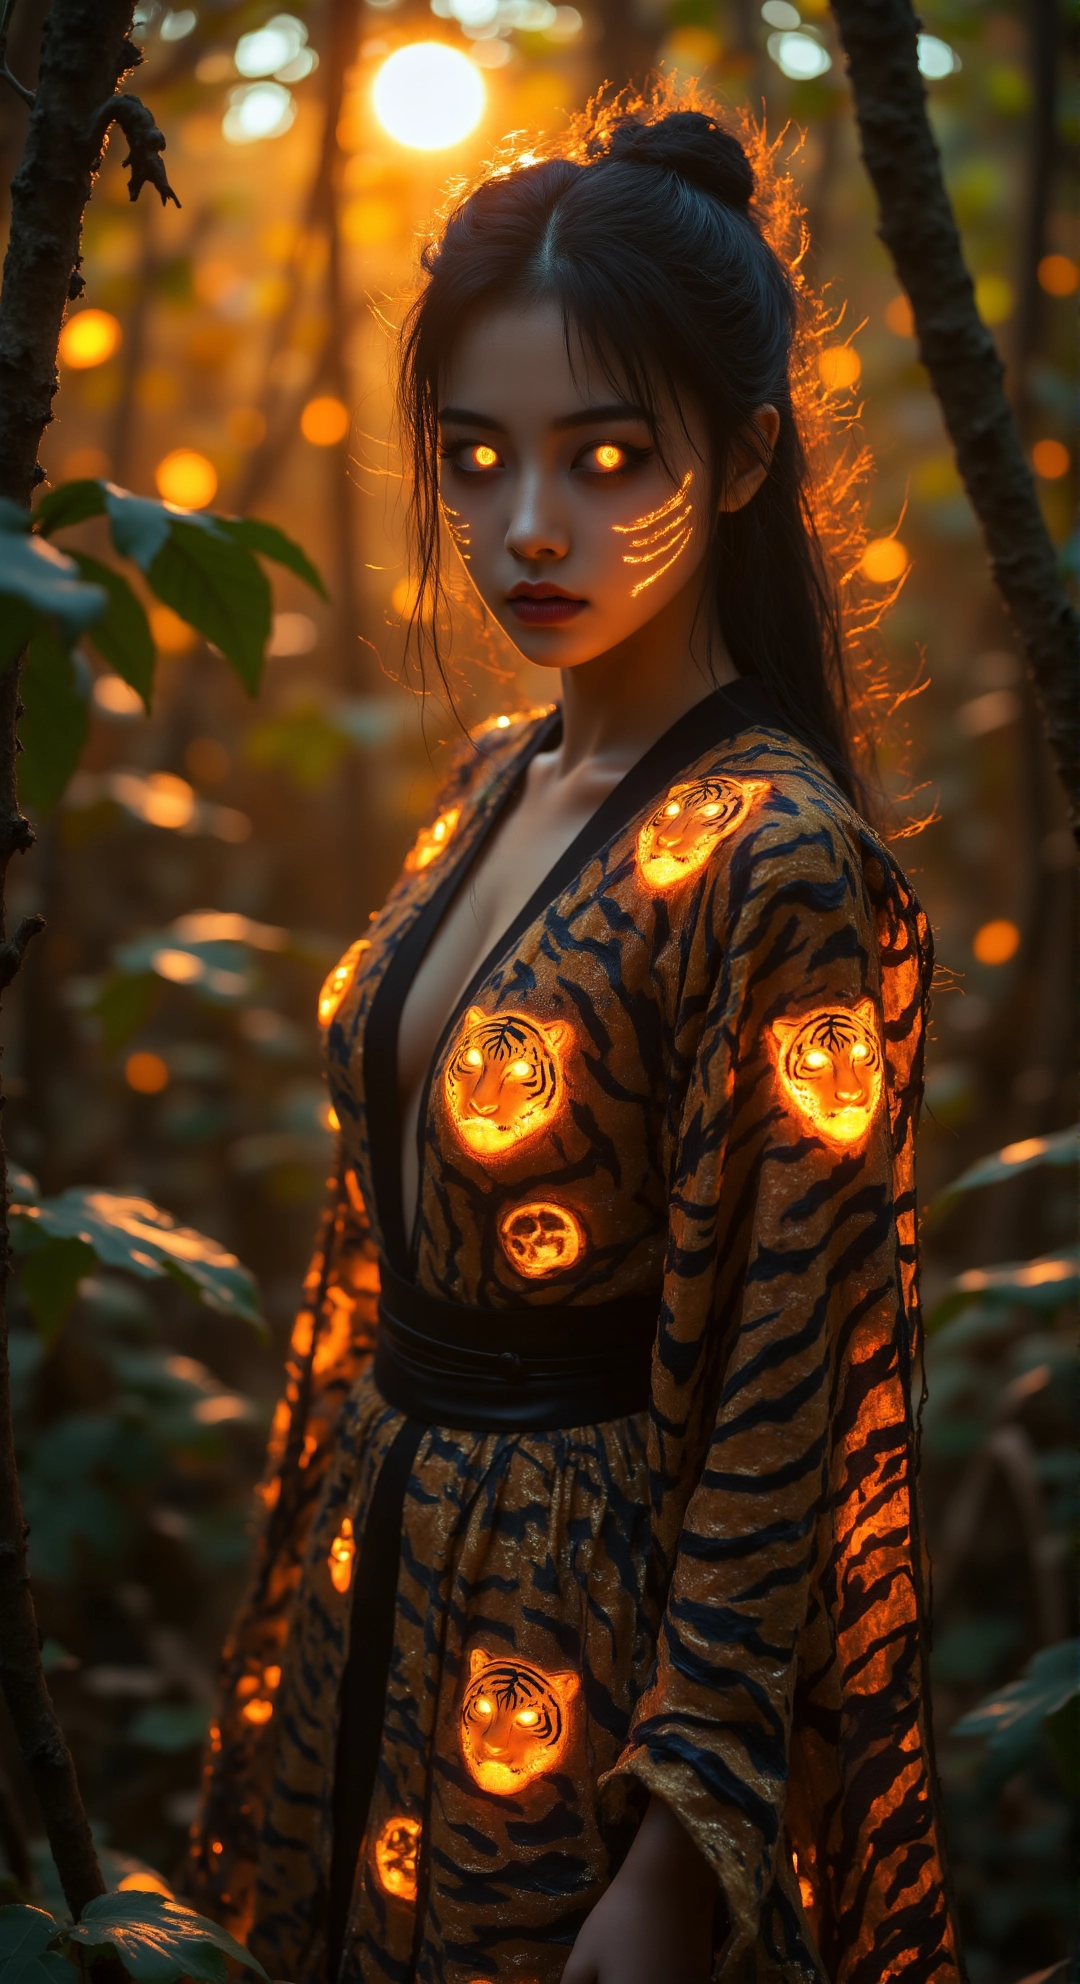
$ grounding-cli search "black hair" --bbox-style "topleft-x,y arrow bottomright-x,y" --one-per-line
399,102 -> 860,804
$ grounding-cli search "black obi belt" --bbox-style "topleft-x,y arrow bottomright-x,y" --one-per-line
373,1260 -> 659,1433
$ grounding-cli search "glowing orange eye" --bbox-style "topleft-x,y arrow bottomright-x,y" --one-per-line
473,444 -> 499,468
464,1047 -> 484,1069
516,1709 -> 539,1726
594,444 -> 624,470
803,1050 -> 829,1068
850,1044 -> 869,1061
475,1698 -> 492,1716
701,803 -> 720,817
509,1059 -> 532,1079
664,801 -> 681,818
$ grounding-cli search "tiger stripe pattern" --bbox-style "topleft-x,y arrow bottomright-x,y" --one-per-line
186,709 -> 962,1984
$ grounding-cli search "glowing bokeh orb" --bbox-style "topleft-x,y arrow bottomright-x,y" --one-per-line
372,43 -> 485,152
973,919 -> 1020,966
817,346 -> 861,393
59,309 -> 121,370
1032,439 -> 1069,481
860,537 -> 909,584
125,1051 -> 169,1095
1038,254 -> 1078,298
155,448 -> 218,510
300,395 -> 350,446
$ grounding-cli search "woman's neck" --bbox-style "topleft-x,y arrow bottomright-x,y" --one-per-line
550,575 -> 736,780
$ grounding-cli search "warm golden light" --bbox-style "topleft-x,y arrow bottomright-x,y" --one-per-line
860,536 -> 909,583
973,918 -> 1020,965
125,1052 -> 169,1095
473,444 -> 498,468
300,395 -> 349,446
154,448 -> 218,510
772,1000 -> 884,1146
460,1649 -> 579,1795
817,345 -> 861,392
637,777 -> 766,889
498,1201 -> 585,1279
1038,253 -> 1078,297
974,273 -> 1014,325
59,309 -> 122,369
405,805 -> 460,873
117,1871 -> 174,1896
595,444 -> 624,469
373,1816 -> 421,1903
150,604 -> 198,655
328,1515 -> 355,1595
884,294 -> 914,337
371,42 -> 486,152
241,1696 -> 273,1725
318,938 -> 369,1027
445,1008 -> 570,1157
612,470 -> 694,597
1032,439 -> 1069,480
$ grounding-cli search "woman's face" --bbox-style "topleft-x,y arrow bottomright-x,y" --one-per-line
437,300 -> 742,673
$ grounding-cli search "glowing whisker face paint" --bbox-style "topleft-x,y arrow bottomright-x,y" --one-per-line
612,469 -> 694,597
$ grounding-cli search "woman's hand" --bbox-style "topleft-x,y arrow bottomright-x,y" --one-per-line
562,1794 -> 718,1984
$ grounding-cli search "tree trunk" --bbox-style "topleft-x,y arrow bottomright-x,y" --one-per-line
829,0 -> 1080,823
0,0 -> 146,1922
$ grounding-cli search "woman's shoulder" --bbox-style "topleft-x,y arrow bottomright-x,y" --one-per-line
690,722 -> 924,923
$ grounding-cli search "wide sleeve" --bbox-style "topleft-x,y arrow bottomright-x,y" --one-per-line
601,803 -> 960,1981
184,1153 -> 379,1931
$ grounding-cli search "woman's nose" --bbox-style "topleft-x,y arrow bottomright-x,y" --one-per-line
504,471 -> 569,563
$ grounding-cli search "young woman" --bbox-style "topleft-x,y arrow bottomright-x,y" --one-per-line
188,104 -> 962,1984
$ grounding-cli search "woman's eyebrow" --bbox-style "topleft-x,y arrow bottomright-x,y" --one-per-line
552,402 -> 651,431
438,406 -> 507,430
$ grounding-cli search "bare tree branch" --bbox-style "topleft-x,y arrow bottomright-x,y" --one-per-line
0,912 -> 44,993
0,0 -> 34,110
829,0 -> 1080,825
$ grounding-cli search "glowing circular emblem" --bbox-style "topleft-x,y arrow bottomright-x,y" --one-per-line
460,1648 -> 579,1795
498,1201 -> 585,1280
771,999 -> 884,1147
372,43 -> 485,153
373,1815 -> 421,1903
637,776 -> 766,888
445,1007 -> 570,1157
405,805 -> 460,873
318,938 -> 368,1027
328,1515 -> 355,1595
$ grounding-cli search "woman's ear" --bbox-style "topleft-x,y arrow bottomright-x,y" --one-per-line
719,404 -> 781,514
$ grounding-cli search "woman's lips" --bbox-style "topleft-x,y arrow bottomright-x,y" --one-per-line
507,587 -> 586,626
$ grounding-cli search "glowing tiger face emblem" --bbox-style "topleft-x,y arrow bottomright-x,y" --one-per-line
373,1815 -> 420,1903
318,938 -> 369,1027
405,805 -> 460,874
445,1008 -> 570,1156
637,777 -> 766,888
498,1201 -> 585,1279
460,1648 -> 579,1795
772,999 -> 884,1146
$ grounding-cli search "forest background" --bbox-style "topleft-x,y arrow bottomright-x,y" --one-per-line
0,2 -> 1075,1980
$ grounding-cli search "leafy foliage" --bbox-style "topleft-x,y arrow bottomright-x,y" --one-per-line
0,1894 -> 267,1984
0,481 -> 326,812
9,1178 -> 264,1341
953,1641 -> 1080,1796
930,1125 -> 1078,1216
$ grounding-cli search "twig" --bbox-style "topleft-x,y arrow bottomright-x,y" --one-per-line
0,913 -> 44,994
0,0 -> 34,111
829,0 -> 1080,825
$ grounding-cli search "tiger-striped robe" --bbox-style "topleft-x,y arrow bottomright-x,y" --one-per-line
186,686 -> 963,1984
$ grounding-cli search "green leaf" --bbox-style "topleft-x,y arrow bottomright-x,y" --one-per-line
34,479 -> 108,536
104,486 -> 172,570
93,971 -> 161,1052
218,516 -> 329,601
952,1639 -> 1080,1793
0,1905 -> 75,1984
69,553 -> 155,707
65,1892 -> 269,1984
128,1702 -> 210,1752
149,521 -> 270,694
17,1235 -> 97,1343
7,1165 -> 40,1204
931,1124 -> 1078,1215
18,630 -> 89,814
0,527 -> 105,642
928,1247 -> 1080,1328
10,1188 -> 265,1334
0,596 -> 38,669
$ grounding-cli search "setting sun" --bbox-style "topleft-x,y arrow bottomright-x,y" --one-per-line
372,42 -> 485,152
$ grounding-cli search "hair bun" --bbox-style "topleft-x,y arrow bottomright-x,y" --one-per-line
598,111 -> 754,213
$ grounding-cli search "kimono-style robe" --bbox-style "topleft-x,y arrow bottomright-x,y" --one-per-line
186,680 -> 963,1984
